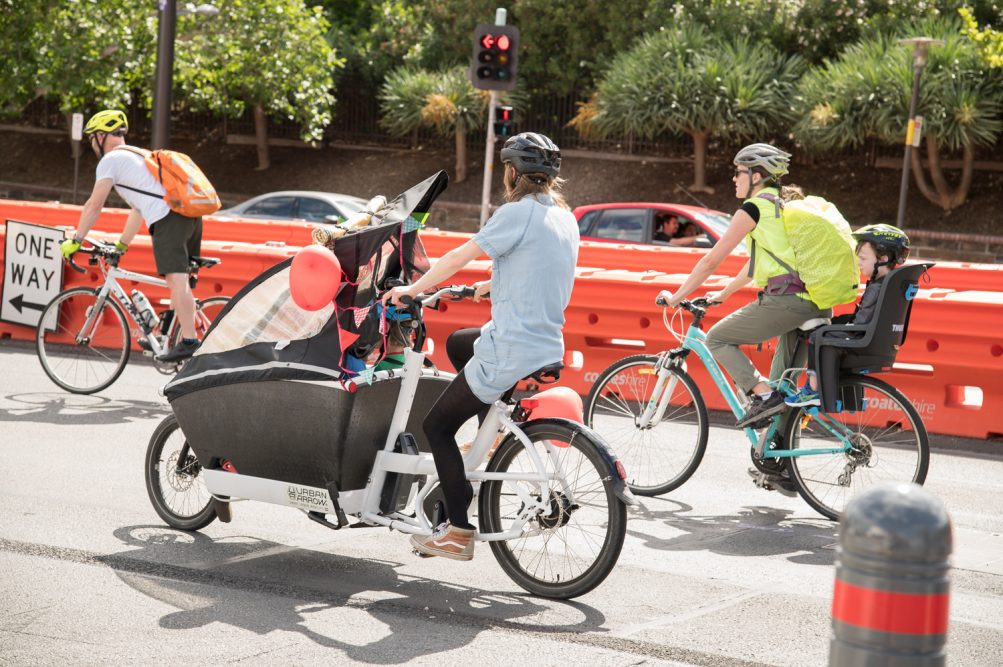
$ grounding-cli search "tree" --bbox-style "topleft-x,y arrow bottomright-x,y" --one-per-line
794,17 -> 1003,211
960,5 -> 1003,68
29,0 -> 155,117
573,26 -> 803,193
174,0 -> 343,170
378,66 -> 492,183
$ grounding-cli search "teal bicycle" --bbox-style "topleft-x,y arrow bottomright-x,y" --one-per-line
583,296 -> 930,520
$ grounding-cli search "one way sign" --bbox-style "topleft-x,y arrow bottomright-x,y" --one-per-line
2,220 -> 65,328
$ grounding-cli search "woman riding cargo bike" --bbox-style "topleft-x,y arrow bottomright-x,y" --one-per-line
583,143 -> 931,519
145,166 -> 633,600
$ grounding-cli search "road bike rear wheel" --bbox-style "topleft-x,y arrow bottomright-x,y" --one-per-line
154,296 -> 231,374
145,414 -> 217,531
784,375 -> 930,521
584,354 -> 708,495
479,421 -> 627,599
36,287 -> 130,394
168,296 -> 231,349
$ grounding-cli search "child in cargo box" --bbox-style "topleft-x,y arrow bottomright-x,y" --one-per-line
784,224 -> 911,407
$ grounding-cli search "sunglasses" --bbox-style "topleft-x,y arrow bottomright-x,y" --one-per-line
734,168 -> 750,178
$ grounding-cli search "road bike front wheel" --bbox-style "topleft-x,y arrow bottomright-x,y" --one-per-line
584,354 -> 708,495
784,375 -> 930,521
145,414 -> 217,531
36,287 -> 130,394
479,420 -> 628,599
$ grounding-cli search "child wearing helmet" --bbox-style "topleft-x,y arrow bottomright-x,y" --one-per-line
382,132 -> 577,562
659,142 -> 830,432
785,225 -> 911,407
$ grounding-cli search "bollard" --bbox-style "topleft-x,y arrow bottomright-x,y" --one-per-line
829,482 -> 952,666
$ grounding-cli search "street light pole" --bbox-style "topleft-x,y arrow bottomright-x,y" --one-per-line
895,37 -> 942,230
151,0 -> 177,150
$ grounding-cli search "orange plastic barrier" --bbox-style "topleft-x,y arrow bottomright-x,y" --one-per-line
0,225 -> 295,348
417,229 -> 1003,294
0,199 -> 317,247
423,261 -> 1003,440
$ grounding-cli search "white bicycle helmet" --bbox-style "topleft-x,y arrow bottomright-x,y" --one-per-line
733,143 -> 791,178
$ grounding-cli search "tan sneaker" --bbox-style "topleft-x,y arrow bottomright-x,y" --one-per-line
458,432 -> 505,457
410,522 -> 475,561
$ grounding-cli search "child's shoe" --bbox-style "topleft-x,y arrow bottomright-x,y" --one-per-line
785,386 -> 820,407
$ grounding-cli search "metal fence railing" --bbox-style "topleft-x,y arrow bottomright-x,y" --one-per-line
13,91 -> 998,166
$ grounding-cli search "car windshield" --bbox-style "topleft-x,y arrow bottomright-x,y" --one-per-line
692,210 -> 748,253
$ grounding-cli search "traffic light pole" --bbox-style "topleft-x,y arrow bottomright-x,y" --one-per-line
480,91 -> 498,227
478,8 -> 507,227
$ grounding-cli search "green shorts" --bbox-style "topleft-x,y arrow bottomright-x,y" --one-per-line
151,210 -> 203,275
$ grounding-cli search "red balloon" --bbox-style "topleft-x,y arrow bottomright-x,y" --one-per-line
289,245 -> 342,311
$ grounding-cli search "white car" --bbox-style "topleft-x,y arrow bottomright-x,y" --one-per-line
215,190 -> 368,224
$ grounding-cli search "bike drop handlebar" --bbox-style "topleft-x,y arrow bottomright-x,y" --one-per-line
67,240 -> 122,274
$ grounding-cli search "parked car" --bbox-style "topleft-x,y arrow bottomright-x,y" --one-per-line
214,191 -> 368,225
573,202 -> 747,253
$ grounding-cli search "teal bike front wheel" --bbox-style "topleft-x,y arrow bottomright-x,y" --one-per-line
584,354 -> 708,495
783,374 -> 930,521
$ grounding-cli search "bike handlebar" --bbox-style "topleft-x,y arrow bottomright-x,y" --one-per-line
67,240 -> 121,274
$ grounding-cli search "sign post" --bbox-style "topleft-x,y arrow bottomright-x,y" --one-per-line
1,221 -> 65,329
71,112 -> 84,204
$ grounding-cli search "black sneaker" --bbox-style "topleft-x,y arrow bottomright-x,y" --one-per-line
736,392 -> 786,429
747,467 -> 798,497
156,338 -> 200,363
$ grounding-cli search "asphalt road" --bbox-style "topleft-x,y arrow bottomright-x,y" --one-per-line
1,339 -> 1001,666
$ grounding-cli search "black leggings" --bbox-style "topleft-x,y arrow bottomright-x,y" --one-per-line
422,328 -> 490,530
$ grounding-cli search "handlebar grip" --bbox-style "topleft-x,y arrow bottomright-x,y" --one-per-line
399,294 -> 414,306
458,286 -> 476,298
655,295 -> 667,307
68,256 -> 86,274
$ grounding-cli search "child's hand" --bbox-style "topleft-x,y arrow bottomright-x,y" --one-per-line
705,290 -> 726,304
473,280 -> 491,302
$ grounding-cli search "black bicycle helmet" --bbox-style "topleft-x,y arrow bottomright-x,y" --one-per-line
852,224 -> 911,267
500,132 -> 561,178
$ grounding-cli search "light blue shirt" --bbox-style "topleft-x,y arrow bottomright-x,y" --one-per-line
464,194 -> 579,403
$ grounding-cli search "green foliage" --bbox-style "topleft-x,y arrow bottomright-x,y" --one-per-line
174,0 -> 344,143
795,15 -> 1003,152
378,66 -> 491,136
585,26 -> 804,142
960,5 -> 1003,68
30,0 -> 156,114
0,0 -> 47,116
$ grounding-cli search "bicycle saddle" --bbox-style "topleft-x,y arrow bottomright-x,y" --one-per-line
524,362 -> 564,384
190,256 -> 221,268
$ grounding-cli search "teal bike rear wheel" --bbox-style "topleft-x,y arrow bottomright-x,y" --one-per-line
783,375 -> 930,521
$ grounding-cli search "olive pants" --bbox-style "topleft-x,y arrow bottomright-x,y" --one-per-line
706,293 -> 830,395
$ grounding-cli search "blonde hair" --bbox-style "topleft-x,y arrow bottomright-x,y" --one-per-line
780,183 -> 805,201
503,164 -> 570,210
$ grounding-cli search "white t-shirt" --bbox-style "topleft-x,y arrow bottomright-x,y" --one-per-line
95,147 -> 171,227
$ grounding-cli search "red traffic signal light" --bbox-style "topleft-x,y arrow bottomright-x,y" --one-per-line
469,24 -> 519,91
494,105 -> 514,137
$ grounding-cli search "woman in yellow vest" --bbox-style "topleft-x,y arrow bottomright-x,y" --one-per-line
661,143 -> 830,431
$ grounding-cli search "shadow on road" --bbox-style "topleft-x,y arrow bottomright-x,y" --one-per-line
626,496 -> 839,566
0,392 -> 169,425
102,525 -> 609,662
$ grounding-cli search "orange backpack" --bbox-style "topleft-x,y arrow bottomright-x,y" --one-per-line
117,147 -> 221,217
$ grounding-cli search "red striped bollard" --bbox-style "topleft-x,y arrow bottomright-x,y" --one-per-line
830,482 -> 952,666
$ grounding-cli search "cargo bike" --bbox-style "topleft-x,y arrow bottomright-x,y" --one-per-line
144,173 -> 633,599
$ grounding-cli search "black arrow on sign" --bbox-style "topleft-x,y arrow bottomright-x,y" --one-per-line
9,294 -> 47,314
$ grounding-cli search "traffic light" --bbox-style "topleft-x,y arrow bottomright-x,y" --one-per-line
470,24 -> 519,91
494,105 -> 514,137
